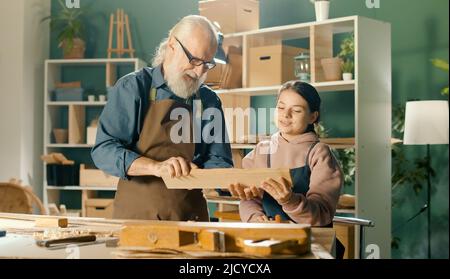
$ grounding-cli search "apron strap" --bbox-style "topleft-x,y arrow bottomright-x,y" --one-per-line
305,141 -> 320,167
149,87 -> 157,102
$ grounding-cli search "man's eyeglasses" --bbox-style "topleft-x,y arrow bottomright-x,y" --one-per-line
175,37 -> 216,70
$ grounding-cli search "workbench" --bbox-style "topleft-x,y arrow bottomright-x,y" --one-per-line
0,213 -> 335,259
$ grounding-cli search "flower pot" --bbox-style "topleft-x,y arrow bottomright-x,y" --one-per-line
60,38 -> 86,59
314,1 -> 330,22
321,57 -> 342,81
53,129 -> 68,144
342,73 -> 353,81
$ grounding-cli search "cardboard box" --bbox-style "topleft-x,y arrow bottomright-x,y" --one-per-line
248,45 -> 308,87
79,164 -> 119,187
85,198 -> 114,218
199,0 -> 259,34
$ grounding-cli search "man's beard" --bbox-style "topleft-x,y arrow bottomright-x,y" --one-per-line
165,62 -> 206,99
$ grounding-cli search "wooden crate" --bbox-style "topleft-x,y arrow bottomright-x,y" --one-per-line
85,198 -> 114,218
79,164 -> 119,187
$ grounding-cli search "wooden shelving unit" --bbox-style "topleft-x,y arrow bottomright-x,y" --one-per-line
43,58 -> 147,218
213,16 -> 392,258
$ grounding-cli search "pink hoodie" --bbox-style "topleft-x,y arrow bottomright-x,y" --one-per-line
239,131 -> 343,226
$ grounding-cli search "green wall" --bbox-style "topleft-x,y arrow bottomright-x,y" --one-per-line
50,0 -> 449,258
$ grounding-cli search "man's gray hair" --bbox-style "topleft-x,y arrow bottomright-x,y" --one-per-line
152,15 -> 218,67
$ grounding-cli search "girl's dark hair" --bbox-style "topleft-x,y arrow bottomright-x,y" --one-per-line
277,80 -> 321,133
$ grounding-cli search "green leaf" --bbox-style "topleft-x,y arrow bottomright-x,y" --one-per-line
431,59 -> 449,72
442,87 -> 449,96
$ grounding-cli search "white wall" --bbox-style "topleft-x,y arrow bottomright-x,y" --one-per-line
0,0 -> 50,198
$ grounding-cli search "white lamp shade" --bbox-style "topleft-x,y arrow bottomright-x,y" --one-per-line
403,100 -> 449,145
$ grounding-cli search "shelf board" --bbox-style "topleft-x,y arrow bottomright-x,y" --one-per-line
46,58 -> 145,65
46,144 -> 94,148
44,137 -> 402,150
46,185 -> 117,191
224,16 -> 356,41
215,80 -> 355,96
47,101 -> 107,106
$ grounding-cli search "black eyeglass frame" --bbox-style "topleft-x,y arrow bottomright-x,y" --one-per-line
174,37 -> 216,70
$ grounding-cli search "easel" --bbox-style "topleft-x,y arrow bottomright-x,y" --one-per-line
107,9 -> 135,58
106,9 -> 135,87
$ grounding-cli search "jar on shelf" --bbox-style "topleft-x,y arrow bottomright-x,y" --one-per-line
294,52 -> 311,82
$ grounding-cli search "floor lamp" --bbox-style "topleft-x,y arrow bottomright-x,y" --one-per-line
403,100 -> 449,259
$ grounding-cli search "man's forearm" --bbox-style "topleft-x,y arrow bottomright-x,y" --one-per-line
127,156 -> 159,176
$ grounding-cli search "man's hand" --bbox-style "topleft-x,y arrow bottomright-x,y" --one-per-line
260,177 -> 293,205
127,156 -> 197,178
155,157 -> 197,178
228,183 -> 263,200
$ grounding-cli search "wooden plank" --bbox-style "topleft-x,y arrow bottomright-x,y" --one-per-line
236,238 -> 308,256
68,105 -> 85,144
34,217 -> 68,228
214,210 -> 240,221
161,168 -> 292,189
119,221 -> 310,254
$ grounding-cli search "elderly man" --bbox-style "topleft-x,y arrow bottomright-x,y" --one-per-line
91,15 -> 233,221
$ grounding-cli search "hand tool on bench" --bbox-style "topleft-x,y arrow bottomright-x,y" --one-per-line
36,235 -> 96,248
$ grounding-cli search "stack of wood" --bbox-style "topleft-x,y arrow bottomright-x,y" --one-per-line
40,153 -> 74,165
204,46 -> 242,89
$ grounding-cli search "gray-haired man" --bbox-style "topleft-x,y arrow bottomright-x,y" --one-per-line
92,15 -> 233,221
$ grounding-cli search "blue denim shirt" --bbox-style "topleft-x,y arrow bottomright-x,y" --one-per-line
91,65 -> 233,180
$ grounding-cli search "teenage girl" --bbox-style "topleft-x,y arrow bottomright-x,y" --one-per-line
228,81 -> 343,226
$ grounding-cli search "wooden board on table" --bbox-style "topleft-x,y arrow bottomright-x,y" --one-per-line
161,168 -> 291,189
119,221 -> 311,255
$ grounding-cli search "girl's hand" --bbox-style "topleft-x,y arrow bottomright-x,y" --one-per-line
228,183 -> 263,200
249,214 -> 270,223
260,177 -> 293,204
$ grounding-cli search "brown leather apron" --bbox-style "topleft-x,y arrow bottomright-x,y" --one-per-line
112,87 -> 209,221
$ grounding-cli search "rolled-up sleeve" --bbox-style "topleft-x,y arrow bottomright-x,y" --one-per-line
201,102 -> 233,169
91,76 -> 143,180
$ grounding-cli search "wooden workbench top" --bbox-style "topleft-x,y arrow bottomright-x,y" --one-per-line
0,213 -> 335,259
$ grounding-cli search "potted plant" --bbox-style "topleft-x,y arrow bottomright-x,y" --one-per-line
42,0 -> 86,59
310,0 -> 331,22
341,60 -> 354,81
338,33 -> 355,81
